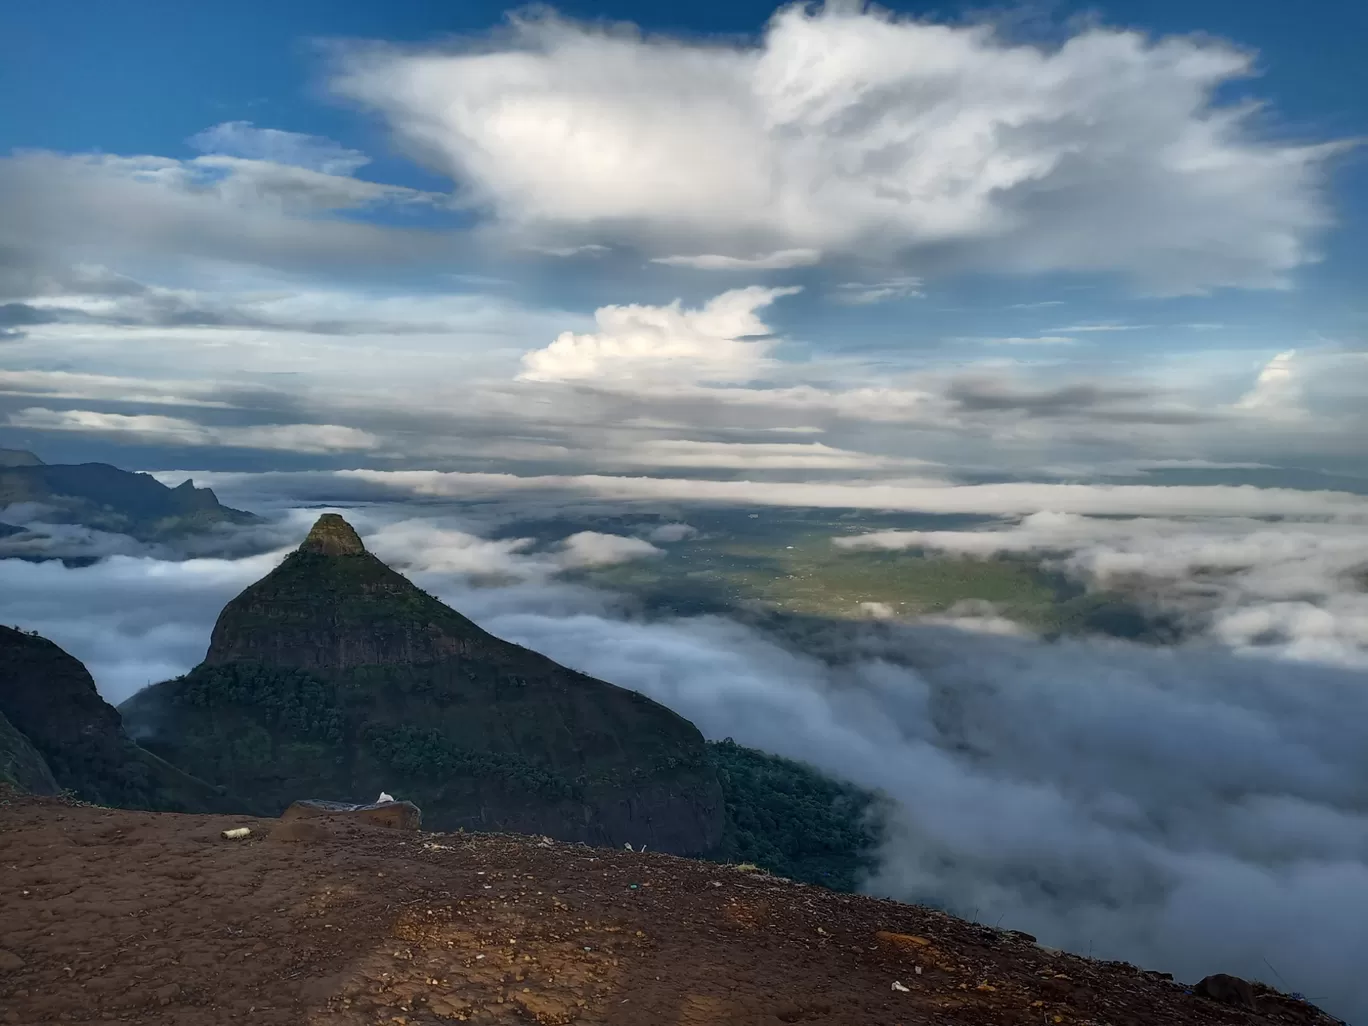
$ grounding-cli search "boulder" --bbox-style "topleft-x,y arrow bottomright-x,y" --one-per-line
1194,973 -> 1257,1010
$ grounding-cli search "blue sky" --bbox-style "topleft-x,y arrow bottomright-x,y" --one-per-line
0,0 -> 1364,478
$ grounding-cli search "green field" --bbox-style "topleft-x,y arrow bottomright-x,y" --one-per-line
501,505 -> 1170,640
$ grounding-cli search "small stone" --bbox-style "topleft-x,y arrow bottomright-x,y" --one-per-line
0,950 -> 25,971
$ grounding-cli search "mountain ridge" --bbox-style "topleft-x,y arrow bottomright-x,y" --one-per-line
0,450 -> 258,541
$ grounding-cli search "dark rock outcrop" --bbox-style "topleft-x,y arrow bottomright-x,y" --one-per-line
121,514 -> 727,855
0,708 -> 59,794
0,626 -> 229,811
1194,974 -> 1258,1010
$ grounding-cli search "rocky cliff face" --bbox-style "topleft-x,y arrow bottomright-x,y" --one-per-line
121,514 -> 727,855
0,708 -> 59,794
0,626 -> 228,811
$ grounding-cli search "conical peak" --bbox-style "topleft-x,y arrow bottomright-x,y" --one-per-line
299,513 -> 366,556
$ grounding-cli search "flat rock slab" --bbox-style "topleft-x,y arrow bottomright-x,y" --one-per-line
280,798 -> 421,831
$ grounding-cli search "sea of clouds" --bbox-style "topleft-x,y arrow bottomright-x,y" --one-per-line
3,475 -> 1367,1022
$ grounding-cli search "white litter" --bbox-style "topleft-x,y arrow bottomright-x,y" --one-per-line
221,827 -> 251,840
891,981 -> 910,993
376,792 -> 395,804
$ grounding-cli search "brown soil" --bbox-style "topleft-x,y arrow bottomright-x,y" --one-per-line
0,787 -> 1341,1026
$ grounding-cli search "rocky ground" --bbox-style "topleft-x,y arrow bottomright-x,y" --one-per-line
0,787 -> 1344,1026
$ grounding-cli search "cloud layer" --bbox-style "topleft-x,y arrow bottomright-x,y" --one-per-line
838,510 -> 1368,667
334,5 -> 1347,292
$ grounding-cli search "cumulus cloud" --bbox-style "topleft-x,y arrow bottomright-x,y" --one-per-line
8,407 -> 381,454
333,5 -> 1348,293
366,518 -> 543,577
555,530 -> 663,568
518,285 -> 799,385
647,522 -> 698,543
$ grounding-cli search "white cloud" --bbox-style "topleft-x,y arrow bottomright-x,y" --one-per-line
366,519 -> 542,577
0,149 -> 450,283
1236,349 -> 1301,414
625,439 -> 910,470
647,522 -> 697,543
831,277 -> 924,304
333,6 -> 1348,292
338,468 -> 1368,519
188,121 -> 371,175
8,407 -> 381,454
0,369 -> 235,408
651,248 -> 821,270
836,510 -> 1368,666
556,530 -> 663,568
518,285 -> 799,385
530,243 -> 611,257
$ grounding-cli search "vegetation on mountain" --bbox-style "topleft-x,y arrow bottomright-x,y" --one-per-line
0,449 -> 257,540
121,514 -> 728,855
708,738 -> 886,891
0,625 -> 228,811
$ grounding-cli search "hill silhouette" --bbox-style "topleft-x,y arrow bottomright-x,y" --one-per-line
0,625 -> 229,811
121,513 -> 727,855
0,707 -> 59,794
0,448 -> 258,540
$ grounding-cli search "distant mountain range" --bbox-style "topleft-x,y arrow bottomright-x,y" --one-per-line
0,447 -> 258,543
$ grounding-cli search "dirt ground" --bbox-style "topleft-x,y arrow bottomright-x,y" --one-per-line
0,788 -> 1344,1026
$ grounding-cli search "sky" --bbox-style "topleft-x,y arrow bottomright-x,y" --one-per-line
1,0 -> 1365,480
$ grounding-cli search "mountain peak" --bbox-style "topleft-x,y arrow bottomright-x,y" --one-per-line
299,513 -> 366,556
